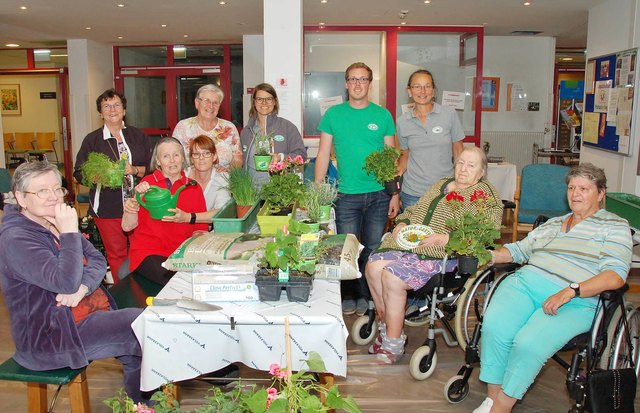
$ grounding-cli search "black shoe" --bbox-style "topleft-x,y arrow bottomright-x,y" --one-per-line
201,364 -> 240,385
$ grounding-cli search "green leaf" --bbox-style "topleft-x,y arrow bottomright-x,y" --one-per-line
305,351 -> 327,372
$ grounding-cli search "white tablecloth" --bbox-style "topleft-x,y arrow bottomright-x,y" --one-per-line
131,272 -> 348,391
487,162 -> 517,202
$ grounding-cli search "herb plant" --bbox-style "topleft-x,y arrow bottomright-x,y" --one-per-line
363,145 -> 401,185
226,167 -> 259,206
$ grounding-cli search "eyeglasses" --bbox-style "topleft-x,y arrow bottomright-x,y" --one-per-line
23,187 -> 68,199
191,151 -> 213,159
197,97 -> 220,106
347,77 -> 371,85
410,84 -> 434,91
254,96 -> 275,104
102,103 -> 123,111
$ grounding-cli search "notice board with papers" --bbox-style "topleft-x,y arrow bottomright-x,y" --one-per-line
583,48 -> 637,156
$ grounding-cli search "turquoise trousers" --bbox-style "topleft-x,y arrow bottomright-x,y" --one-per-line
479,269 -> 596,399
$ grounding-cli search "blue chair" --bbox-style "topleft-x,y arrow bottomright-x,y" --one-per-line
0,168 -> 11,193
512,163 -> 571,242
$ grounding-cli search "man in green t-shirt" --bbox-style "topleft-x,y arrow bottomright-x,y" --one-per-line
315,62 -> 400,315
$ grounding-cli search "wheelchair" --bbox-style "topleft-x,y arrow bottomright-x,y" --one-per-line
350,257 -> 515,380
443,265 -> 640,412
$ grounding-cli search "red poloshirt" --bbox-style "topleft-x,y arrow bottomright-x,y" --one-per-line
128,169 -> 208,270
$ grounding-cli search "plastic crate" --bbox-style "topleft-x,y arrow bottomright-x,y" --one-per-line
606,192 -> 640,229
212,199 -> 260,233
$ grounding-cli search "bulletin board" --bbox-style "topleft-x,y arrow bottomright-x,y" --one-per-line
583,48 -> 637,156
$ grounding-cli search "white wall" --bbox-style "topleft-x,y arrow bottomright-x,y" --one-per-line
242,34 -> 265,126
585,0 -> 640,194
482,36 -> 556,135
67,39 -> 113,160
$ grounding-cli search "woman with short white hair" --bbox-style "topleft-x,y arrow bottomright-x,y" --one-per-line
172,83 -> 243,172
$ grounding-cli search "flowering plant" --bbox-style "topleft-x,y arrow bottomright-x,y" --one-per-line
268,155 -> 305,175
260,172 -> 306,212
103,352 -> 361,413
444,189 -> 500,266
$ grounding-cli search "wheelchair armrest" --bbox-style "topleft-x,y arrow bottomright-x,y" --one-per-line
599,283 -> 629,301
491,262 -> 519,273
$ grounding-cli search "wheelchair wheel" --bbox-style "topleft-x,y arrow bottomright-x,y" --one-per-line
610,306 -> 640,375
594,303 -> 625,369
454,269 -> 508,350
351,315 -> 377,346
409,345 -> 438,380
443,374 -> 469,404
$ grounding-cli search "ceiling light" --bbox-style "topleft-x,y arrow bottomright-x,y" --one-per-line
117,36 -> 123,39
319,22 -> 325,26
401,21 -> 407,25
424,0 -> 431,3
321,0 -> 328,3
34,49 -> 51,54
117,3 -> 125,7
5,44 -> 20,47
523,1 -> 531,5
19,6 -> 27,10
183,34 -> 189,38
561,57 -> 574,61
219,1 -> 227,4
161,24 -> 167,27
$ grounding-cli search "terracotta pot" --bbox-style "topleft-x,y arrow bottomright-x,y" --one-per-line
235,203 -> 253,218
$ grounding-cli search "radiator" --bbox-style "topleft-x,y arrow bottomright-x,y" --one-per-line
481,131 -> 546,174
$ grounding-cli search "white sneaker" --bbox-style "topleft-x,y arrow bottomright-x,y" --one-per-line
472,397 -> 493,413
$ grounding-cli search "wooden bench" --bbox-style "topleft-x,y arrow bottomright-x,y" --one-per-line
0,358 -> 90,413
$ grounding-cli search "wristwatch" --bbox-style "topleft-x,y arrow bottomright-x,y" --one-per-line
569,283 -> 581,297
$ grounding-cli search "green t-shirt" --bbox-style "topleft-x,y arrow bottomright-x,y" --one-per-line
318,102 -> 396,194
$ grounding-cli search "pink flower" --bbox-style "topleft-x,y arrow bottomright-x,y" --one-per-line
135,403 -> 155,413
267,387 -> 278,398
293,155 -> 304,165
269,363 -> 281,376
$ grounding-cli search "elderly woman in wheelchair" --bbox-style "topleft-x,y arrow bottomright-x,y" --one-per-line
473,163 -> 633,413
364,146 -> 503,364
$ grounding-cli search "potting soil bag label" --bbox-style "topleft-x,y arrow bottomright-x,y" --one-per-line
163,232 -> 272,271
314,234 -> 363,280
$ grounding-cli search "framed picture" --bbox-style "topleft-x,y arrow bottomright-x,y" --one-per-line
0,84 -> 21,115
481,77 -> 500,112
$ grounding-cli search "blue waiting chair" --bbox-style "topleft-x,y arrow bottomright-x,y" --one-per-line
512,163 -> 571,242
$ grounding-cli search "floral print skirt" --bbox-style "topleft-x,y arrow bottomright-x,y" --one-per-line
368,250 -> 458,290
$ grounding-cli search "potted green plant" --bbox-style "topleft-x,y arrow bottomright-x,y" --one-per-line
226,167 -> 259,218
305,181 -> 338,224
104,352 -> 362,413
363,145 -> 401,195
444,189 -> 501,273
253,128 -> 274,172
80,152 -> 126,189
257,172 -> 306,235
256,229 -> 315,302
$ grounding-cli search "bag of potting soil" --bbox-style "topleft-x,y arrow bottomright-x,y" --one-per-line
314,234 -> 363,280
163,232 -> 272,271
163,231 -> 362,280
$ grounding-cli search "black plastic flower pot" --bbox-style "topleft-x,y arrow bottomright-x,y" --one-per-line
384,176 -> 402,196
255,274 -> 313,302
457,255 -> 479,274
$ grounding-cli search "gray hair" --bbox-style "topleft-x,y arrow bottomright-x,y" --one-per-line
12,161 -> 61,193
196,84 -> 224,103
151,137 -> 188,171
566,163 -> 607,193
454,145 -> 488,178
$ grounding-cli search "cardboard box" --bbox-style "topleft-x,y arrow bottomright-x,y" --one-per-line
192,265 -> 259,302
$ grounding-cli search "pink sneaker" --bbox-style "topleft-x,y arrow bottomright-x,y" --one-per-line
368,335 -> 382,354
376,348 -> 404,364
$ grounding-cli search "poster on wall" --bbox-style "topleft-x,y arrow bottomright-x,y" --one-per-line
583,48 -> 636,156
0,84 -> 21,116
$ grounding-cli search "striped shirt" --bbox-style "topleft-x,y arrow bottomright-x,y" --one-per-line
506,209 -> 632,288
378,177 -> 503,259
